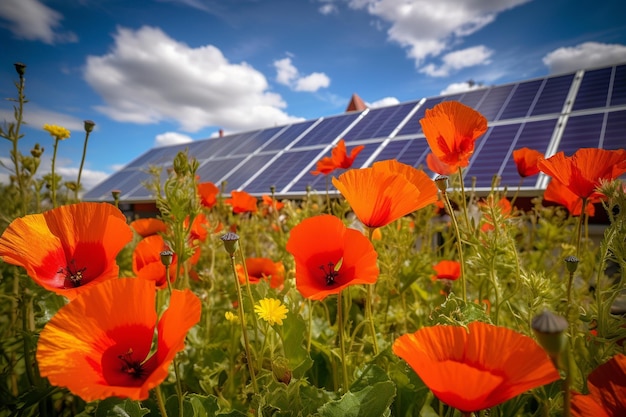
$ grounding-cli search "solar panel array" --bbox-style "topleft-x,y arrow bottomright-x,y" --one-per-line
84,63 -> 626,202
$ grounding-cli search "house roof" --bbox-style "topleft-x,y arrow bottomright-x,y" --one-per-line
84,62 -> 626,203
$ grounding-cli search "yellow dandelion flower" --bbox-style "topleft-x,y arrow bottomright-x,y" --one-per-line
254,298 -> 288,326
225,311 -> 238,323
43,124 -> 71,140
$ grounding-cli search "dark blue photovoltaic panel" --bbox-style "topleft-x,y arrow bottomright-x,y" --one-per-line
293,113 -> 361,148
396,97 -> 446,137
611,65 -> 626,106
458,89 -> 488,109
191,137 -> 234,160
228,126 -> 285,156
287,142 -> 381,192
125,169 -> 170,200
244,149 -> 322,194
195,157 -> 246,185
603,110 -> 626,150
87,169 -> 153,200
124,148 -> 171,169
375,137 -> 430,168
559,113 -> 604,154
221,153 -> 276,190
499,80 -> 542,120
572,67 -> 612,110
344,102 -> 415,141
467,126 -> 517,187
497,119 -> 558,187
530,74 -> 574,116
477,84 -> 515,121
261,120 -> 317,152
211,131 -> 263,158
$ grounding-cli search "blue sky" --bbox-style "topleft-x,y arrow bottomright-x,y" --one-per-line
1,0 -> 625,191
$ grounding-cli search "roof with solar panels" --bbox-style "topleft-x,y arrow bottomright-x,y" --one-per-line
83,62 -> 626,204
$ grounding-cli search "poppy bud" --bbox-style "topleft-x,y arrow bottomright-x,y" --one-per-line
531,309 -> 568,359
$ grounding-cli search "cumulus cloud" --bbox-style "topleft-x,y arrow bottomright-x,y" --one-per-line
348,0 -> 528,71
84,26 -> 303,133
368,97 -> 400,107
0,0 -> 77,44
440,81 -> 485,95
319,3 -> 338,15
542,42 -> 626,74
420,45 -> 493,77
274,57 -> 331,92
155,132 -> 194,147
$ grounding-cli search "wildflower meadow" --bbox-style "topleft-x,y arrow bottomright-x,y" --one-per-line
1,63 -> 625,417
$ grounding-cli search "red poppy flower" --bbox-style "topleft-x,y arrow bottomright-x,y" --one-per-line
198,181 -> 220,208
0,202 -> 133,300
544,178 -> 597,217
571,354 -> 626,417
420,101 -> 488,170
332,159 -> 438,228
36,278 -> 201,401
392,321 -> 560,413
132,234 -> 177,288
432,260 -> 461,281
261,194 -> 285,215
225,190 -> 258,214
426,152 -> 456,176
236,257 -> 285,289
538,148 -> 626,200
130,218 -> 167,238
311,139 -> 365,176
285,214 -> 379,300
512,147 -> 543,178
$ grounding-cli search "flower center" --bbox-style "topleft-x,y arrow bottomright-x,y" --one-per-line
320,262 -> 340,286
118,349 -> 145,380
59,260 -> 86,288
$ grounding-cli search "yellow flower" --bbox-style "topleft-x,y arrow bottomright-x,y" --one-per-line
224,311 -> 238,323
254,298 -> 288,326
43,124 -> 71,140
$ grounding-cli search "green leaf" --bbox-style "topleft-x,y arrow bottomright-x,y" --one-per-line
317,381 -> 396,417
188,393 -> 220,417
95,398 -> 149,417
277,311 -> 313,378
165,395 -> 195,417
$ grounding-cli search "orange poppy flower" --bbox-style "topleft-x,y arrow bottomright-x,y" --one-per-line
36,278 -> 201,401
544,178 -> 597,217
426,152 -> 456,176
538,148 -> 626,200
512,147 -> 543,178
236,257 -> 285,289
225,190 -> 258,214
130,218 -> 167,238
285,214 -> 379,300
198,181 -> 220,208
332,159 -> 438,228
571,354 -> 626,417
132,234 -> 177,288
0,202 -> 132,300
392,321 -> 560,413
432,260 -> 461,281
420,101 -> 488,170
261,194 -> 285,215
311,139 -> 365,175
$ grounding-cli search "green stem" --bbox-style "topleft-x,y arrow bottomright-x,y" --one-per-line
228,254 -> 259,394
442,189 -> 467,302
50,137 -> 60,208
365,227 -> 379,355
164,263 -> 184,416
75,130 -> 91,201
457,166 -> 472,232
238,243 -> 259,345
337,291 -> 349,392
575,197 -> 587,258
155,385 -> 170,417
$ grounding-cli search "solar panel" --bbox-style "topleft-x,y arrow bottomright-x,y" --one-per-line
82,63 -> 626,202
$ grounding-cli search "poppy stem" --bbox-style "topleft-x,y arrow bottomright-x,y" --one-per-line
575,197 -> 587,258
228,253 -> 259,394
75,128 -> 91,201
457,166 -> 472,233
50,137 -> 60,208
155,385 -> 170,417
238,243 -> 260,347
365,227 -> 380,355
441,189 -> 467,303
337,290 -> 349,392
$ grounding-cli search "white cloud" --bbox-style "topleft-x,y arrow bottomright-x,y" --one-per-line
420,45 -> 493,77
319,4 -> 338,15
0,0 -> 77,44
84,26 -> 303,133
55,166 -> 110,193
542,42 -> 626,74
347,0 -> 528,69
440,81 -> 485,95
155,131 -> 194,147
274,57 -> 331,92
368,97 -> 400,107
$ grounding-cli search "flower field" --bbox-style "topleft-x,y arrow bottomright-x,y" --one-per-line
1,63 -> 625,417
